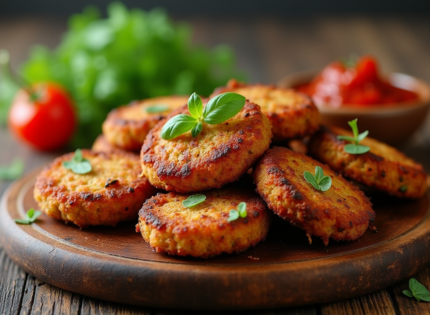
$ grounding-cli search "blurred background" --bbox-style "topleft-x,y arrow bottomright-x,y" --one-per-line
1,0 -> 430,180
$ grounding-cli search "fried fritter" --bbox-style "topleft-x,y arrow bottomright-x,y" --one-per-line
102,96 -> 189,150
308,126 -> 427,198
34,150 -> 155,228
141,100 -> 272,193
211,79 -> 320,142
253,146 -> 375,245
92,134 -> 138,155
136,189 -> 271,258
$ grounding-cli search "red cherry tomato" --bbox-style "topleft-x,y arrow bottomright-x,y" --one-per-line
8,83 -> 76,151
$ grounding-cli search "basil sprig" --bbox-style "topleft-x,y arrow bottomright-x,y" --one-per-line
182,194 -> 206,208
337,119 -> 370,154
403,278 -> 430,302
161,92 -> 246,140
304,166 -> 332,192
62,149 -> 92,174
15,208 -> 42,225
228,202 -> 247,222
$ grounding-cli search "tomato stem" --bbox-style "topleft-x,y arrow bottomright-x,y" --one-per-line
0,49 -> 39,101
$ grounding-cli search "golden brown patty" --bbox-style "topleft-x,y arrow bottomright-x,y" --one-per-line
34,150 -> 155,228
141,100 -> 272,193
136,189 -> 271,258
253,146 -> 375,245
92,134 -> 138,155
308,126 -> 427,198
102,96 -> 189,150
211,79 -> 320,142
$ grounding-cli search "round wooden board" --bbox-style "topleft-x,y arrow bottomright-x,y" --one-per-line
1,168 -> 430,310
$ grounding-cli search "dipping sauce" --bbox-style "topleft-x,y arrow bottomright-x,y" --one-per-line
297,56 -> 419,108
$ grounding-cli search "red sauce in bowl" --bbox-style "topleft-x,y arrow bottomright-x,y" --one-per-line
296,56 -> 419,108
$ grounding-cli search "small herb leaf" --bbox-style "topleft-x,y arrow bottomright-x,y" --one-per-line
182,194 -> 206,208
337,135 -> 356,143
338,119 -> 370,155
357,130 -> 369,142
403,278 -> 430,302
344,144 -> 370,155
203,92 -> 246,124
63,149 -> 92,174
161,114 -> 198,140
315,166 -> 323,182
15,208 -> 42,225
304,167 -> 332,192
145,104 -> 169,113
191,122 -> 203,138
0,159 -> 24,180
304,171 -> 319,190
188,93 -> 203,119
238,202 -> 247,218
228,210 -> 239,222
319,176 -> 332,192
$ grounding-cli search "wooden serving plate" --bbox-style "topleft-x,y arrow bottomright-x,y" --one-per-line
1,168 -> 430,310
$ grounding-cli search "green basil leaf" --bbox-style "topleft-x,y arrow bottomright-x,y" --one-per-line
161,114 -> 198,140
403,290 -> 414,298
337,135 -> 357,143
27,208 -> 35,219
416,294 -> 430,302
348,119 -> 359,139
238,202 -> 247,218
29,210 -> 42,223
203,92 -> 246,124
227,209 -> 239,222
357,130 -> 369,142
191,122 -> 203,137
73,149 -> 83,163
182,194 -> 206,208
14,219 -> 31,225
71,160 -> 92,174
304,171 -> 320,190
410,278 -> 430,296
344,144 -> 370,155
319,176 -> 332,192
188,92 -> 203,119
0,159 -> 24,180
315,166 -> 323,183
145,104 -> 169,113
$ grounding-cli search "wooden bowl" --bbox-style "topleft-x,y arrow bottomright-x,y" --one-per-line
278,71 -> 430,145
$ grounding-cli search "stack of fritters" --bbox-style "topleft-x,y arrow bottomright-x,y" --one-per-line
33,79 -> 428,259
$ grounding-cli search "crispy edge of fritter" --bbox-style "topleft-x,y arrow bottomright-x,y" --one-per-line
140,101 -> 272,193
102,102 -> 163,151
34,150 -> 155,228
308,126 -> 427,198
92,134 -> 139,155
136,190 -> 271,258
253,146 -> 375,245
211,79 -> 320,141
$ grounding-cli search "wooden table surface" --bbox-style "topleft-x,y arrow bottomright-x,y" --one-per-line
1,14 -> 430,314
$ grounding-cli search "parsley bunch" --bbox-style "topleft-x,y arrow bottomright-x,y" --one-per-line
0,3 -> 244,147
